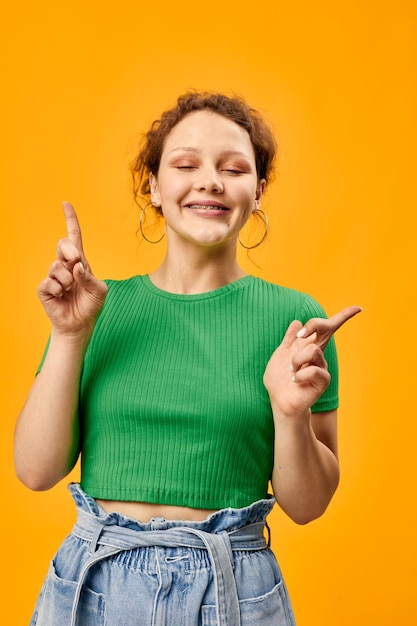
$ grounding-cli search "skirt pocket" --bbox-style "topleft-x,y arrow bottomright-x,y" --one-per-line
33,560 -> 106,626
201,579 -> 295,626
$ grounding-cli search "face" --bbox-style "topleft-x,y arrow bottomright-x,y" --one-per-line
149,110 -> 265,249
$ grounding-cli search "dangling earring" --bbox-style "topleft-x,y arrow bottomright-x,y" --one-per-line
238,209 -> 269,249
139,202 -> 166,244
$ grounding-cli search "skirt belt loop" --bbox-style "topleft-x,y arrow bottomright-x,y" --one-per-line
88,522 -> 105,554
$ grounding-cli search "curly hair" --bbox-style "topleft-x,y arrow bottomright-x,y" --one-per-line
131,91 -> 277,211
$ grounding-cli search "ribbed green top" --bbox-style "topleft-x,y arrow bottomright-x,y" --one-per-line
78,275 -> 338,509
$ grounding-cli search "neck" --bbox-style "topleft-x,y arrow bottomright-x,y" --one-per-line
149,238 -> 245,295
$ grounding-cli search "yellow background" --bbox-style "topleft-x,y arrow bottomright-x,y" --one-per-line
1,1 -> 416,623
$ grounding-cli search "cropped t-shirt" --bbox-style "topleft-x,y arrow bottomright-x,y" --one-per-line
63,275 -> 339,509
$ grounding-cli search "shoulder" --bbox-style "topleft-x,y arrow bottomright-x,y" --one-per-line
100,275 -> 146,302
92,276 -> 146,324
103,275 -> 142,291
247,277 -> 328,323
248,276 -> 306,300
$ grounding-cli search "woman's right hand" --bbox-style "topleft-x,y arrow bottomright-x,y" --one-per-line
37,202 -> 108,337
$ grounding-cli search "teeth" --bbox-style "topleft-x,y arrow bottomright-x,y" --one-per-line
188,204 -> 226,210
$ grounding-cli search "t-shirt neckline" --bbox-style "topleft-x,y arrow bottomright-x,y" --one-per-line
140,274 -> 254,301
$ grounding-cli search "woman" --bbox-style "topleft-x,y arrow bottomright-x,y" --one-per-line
15,92 -> 360,625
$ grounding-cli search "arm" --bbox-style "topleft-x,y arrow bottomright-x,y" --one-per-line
14,203 -> 108,490
264,307 -> 361,524
272,407 -> 339,525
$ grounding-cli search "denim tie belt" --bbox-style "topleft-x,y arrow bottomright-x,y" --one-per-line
71,508 -> 268,626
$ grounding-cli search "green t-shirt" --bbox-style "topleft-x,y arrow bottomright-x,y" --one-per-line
75,274 -> 338,509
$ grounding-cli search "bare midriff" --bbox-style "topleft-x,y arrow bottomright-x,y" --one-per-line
95,499 -> 218,523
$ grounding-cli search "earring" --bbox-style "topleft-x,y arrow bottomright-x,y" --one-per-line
139,202 -> 166,244
238,209 -> 269,249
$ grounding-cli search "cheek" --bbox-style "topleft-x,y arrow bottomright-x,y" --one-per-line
159,177 -> 189,201
236,183 -> 258,207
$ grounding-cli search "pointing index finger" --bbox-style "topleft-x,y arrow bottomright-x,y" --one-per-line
327,306 -> 363,333
296,305 -> 362,350
62,201 -> 83,252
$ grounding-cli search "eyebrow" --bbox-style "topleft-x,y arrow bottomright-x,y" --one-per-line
168,147 -> 252,160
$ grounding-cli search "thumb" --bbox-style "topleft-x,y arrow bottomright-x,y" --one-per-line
279,320 -> 304,350
73,261 -> 108,299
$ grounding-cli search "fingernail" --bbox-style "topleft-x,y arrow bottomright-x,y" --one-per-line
291,375 -> 296,383
297,327 -> 307,338
289,364 -> 294,372
79,261 -> 85,274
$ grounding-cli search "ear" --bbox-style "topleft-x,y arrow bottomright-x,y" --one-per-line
254,179 -> 266,209
149,173 -> 161,207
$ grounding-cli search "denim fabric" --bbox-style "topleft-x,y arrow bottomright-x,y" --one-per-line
30,484 -> 295,626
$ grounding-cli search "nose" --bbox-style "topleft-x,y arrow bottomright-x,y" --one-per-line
194,168 -> 224,193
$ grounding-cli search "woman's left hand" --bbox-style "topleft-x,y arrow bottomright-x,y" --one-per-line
263,306 -> 362,419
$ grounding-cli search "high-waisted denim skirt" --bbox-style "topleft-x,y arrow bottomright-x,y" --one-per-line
30,484 -> 296,626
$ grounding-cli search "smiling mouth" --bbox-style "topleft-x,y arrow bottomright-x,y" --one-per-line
186,204 -> 229,211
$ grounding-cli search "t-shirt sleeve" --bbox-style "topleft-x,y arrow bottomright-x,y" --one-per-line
35,336 -> 51,375
300,295 -> 339,413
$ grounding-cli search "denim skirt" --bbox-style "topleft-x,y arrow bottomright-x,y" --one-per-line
30,484 -> 296,626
